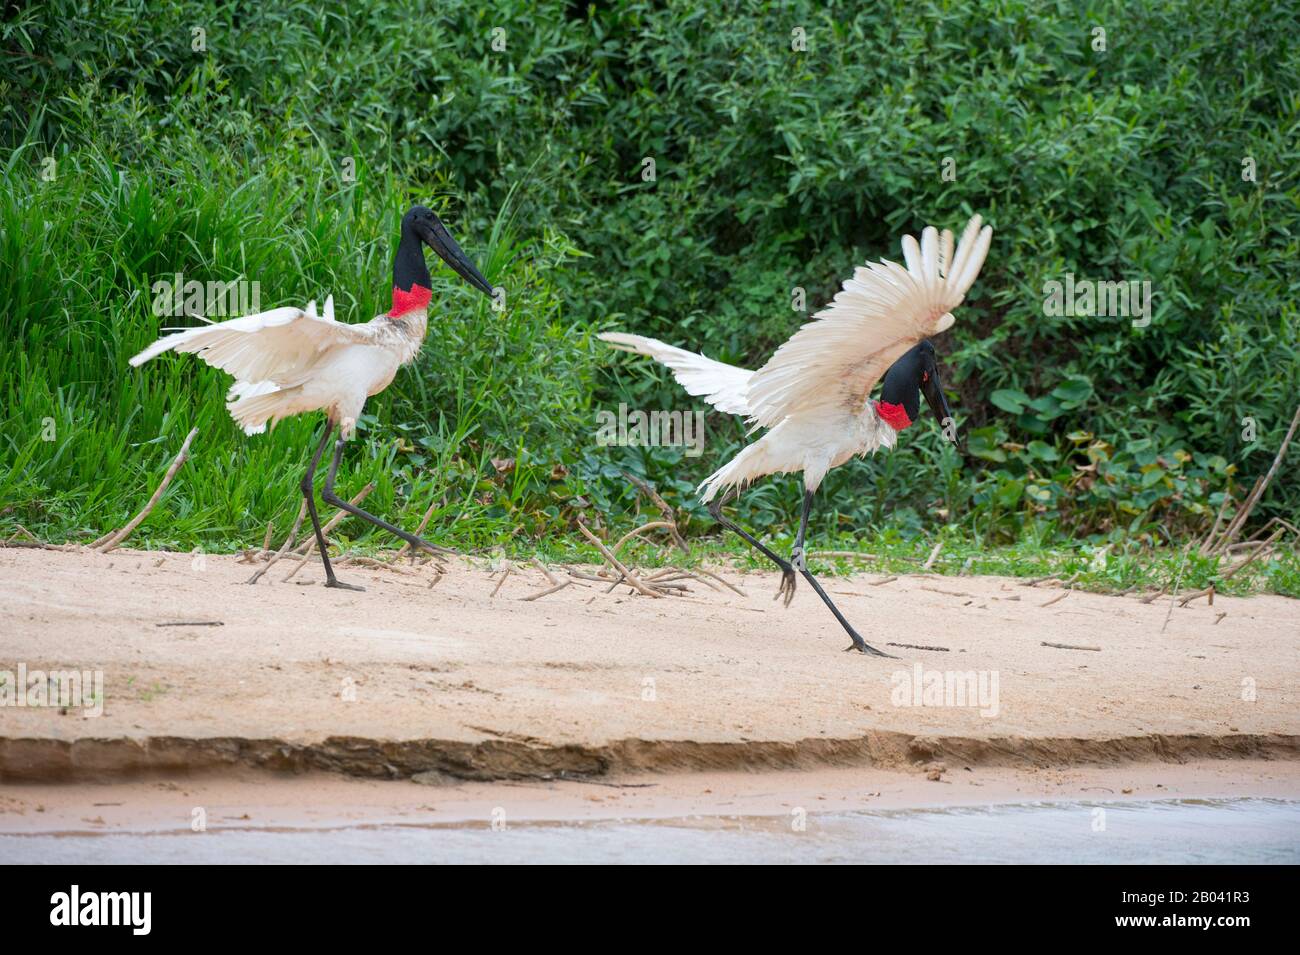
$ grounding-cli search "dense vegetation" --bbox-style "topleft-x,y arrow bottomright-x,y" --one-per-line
2,0 -> 1297,593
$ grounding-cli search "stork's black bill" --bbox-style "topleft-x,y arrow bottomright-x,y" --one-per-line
879,339 -> 954,440
919,351 -> 954,432
403,205 -> 493,297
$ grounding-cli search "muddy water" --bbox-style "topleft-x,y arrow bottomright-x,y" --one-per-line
6,798 -> 1299,864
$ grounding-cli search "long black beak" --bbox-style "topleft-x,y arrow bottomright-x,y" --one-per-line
921,363 -> 955,441
420,221 -> 494,297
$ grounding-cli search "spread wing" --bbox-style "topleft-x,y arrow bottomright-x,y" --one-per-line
129,295 -> 378,384
744,215 -> 992,429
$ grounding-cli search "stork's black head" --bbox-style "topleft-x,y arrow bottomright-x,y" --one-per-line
877,340 -> 953,434
395,205 -> 493,297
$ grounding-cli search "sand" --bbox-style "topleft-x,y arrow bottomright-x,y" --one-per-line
0,547 -> 1297,786
4,761 -> 1298,834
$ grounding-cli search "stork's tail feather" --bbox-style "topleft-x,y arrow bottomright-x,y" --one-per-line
698,441 -> 777,503
226,385 -> 301,436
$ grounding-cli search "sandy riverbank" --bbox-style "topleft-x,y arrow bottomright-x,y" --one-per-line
1,547 -> 1297,783
2,760 -> 1298,834
7,764 -> 1300,836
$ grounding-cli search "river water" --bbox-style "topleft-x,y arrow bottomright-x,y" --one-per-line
6,797 -> 1298,864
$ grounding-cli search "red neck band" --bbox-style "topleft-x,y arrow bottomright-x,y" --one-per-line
388,284 -> 432,317
874,400 -> 912,431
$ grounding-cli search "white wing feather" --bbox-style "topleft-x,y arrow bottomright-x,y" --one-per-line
129,296 -> 376,385
744,215 -> 992,429
598,332 -> 753,416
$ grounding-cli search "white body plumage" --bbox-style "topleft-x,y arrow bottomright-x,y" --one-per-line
130,296 -> 429,438
601,214 -> 993,501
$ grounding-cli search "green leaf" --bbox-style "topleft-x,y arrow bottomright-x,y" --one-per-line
1027,440 -> 1060,462
990,389 -> 1030,414
1051,376 -> 1094,406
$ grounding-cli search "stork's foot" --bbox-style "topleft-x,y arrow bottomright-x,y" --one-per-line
325,578 -> 365,593
775,564 -> 797,606
774,546 -> 810,606
841,628 -> 894,658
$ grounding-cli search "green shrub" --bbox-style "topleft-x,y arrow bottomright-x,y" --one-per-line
1,0 -> 1296,553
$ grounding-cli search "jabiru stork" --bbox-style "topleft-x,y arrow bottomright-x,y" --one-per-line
130,205 -> 493,591
601,214 -> 992,655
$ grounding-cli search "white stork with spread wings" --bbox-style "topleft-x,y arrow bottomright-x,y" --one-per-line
601,214 -> 992,655
131,205 -> 494,591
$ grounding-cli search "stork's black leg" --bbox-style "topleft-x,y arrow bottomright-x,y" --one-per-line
792,486 -> 892,657
320,438 -> 452,559
301,422 -> 363,591
707,488 -> 797,606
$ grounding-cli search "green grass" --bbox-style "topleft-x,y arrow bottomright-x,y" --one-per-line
456,521 -> 1300,600
1,0 -> 1298,600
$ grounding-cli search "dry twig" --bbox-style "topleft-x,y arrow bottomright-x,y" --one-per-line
577,520 -> 660,598
490,563 -> 514,598
521,580 -> 571,601
621,471 -> 689,554
92,427 -> 198,553
1205,403 -> 1299,555
923,540 -> 943,571
246,498 -> 308,585
393,497 -> 442,561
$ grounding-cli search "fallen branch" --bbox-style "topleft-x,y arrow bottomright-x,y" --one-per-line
621,471 -> 689,554
532,558 -> 560,585
92,427 -> 198,553
1199,490 -> 1235,556
345,556 -> 418,575
283,543 -> 345,582
1138,584 -> 1169,605
1207,403 -> 1300,555
1178,527 -> 1284,606
920,586 -> 972,598
923,540 -> 943,571
1041,641 -> 1101,652
566,568 -> 614,584
888,641 -> 950,652
689,567 -> 748,598
653,568 -> 720,592
393,497 -> 442,561
520,579 -> 571,601
246,498 -> 308,585
577,519 -> 660,598
490,563 -> 514,598
1,525 -> 80,552
610,521 -> 675,557
650,581 -> 690,592
1022,574 -> 1059,588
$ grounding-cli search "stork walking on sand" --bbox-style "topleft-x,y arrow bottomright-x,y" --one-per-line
131,205 -> 494,591
601,214 -> 992,655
